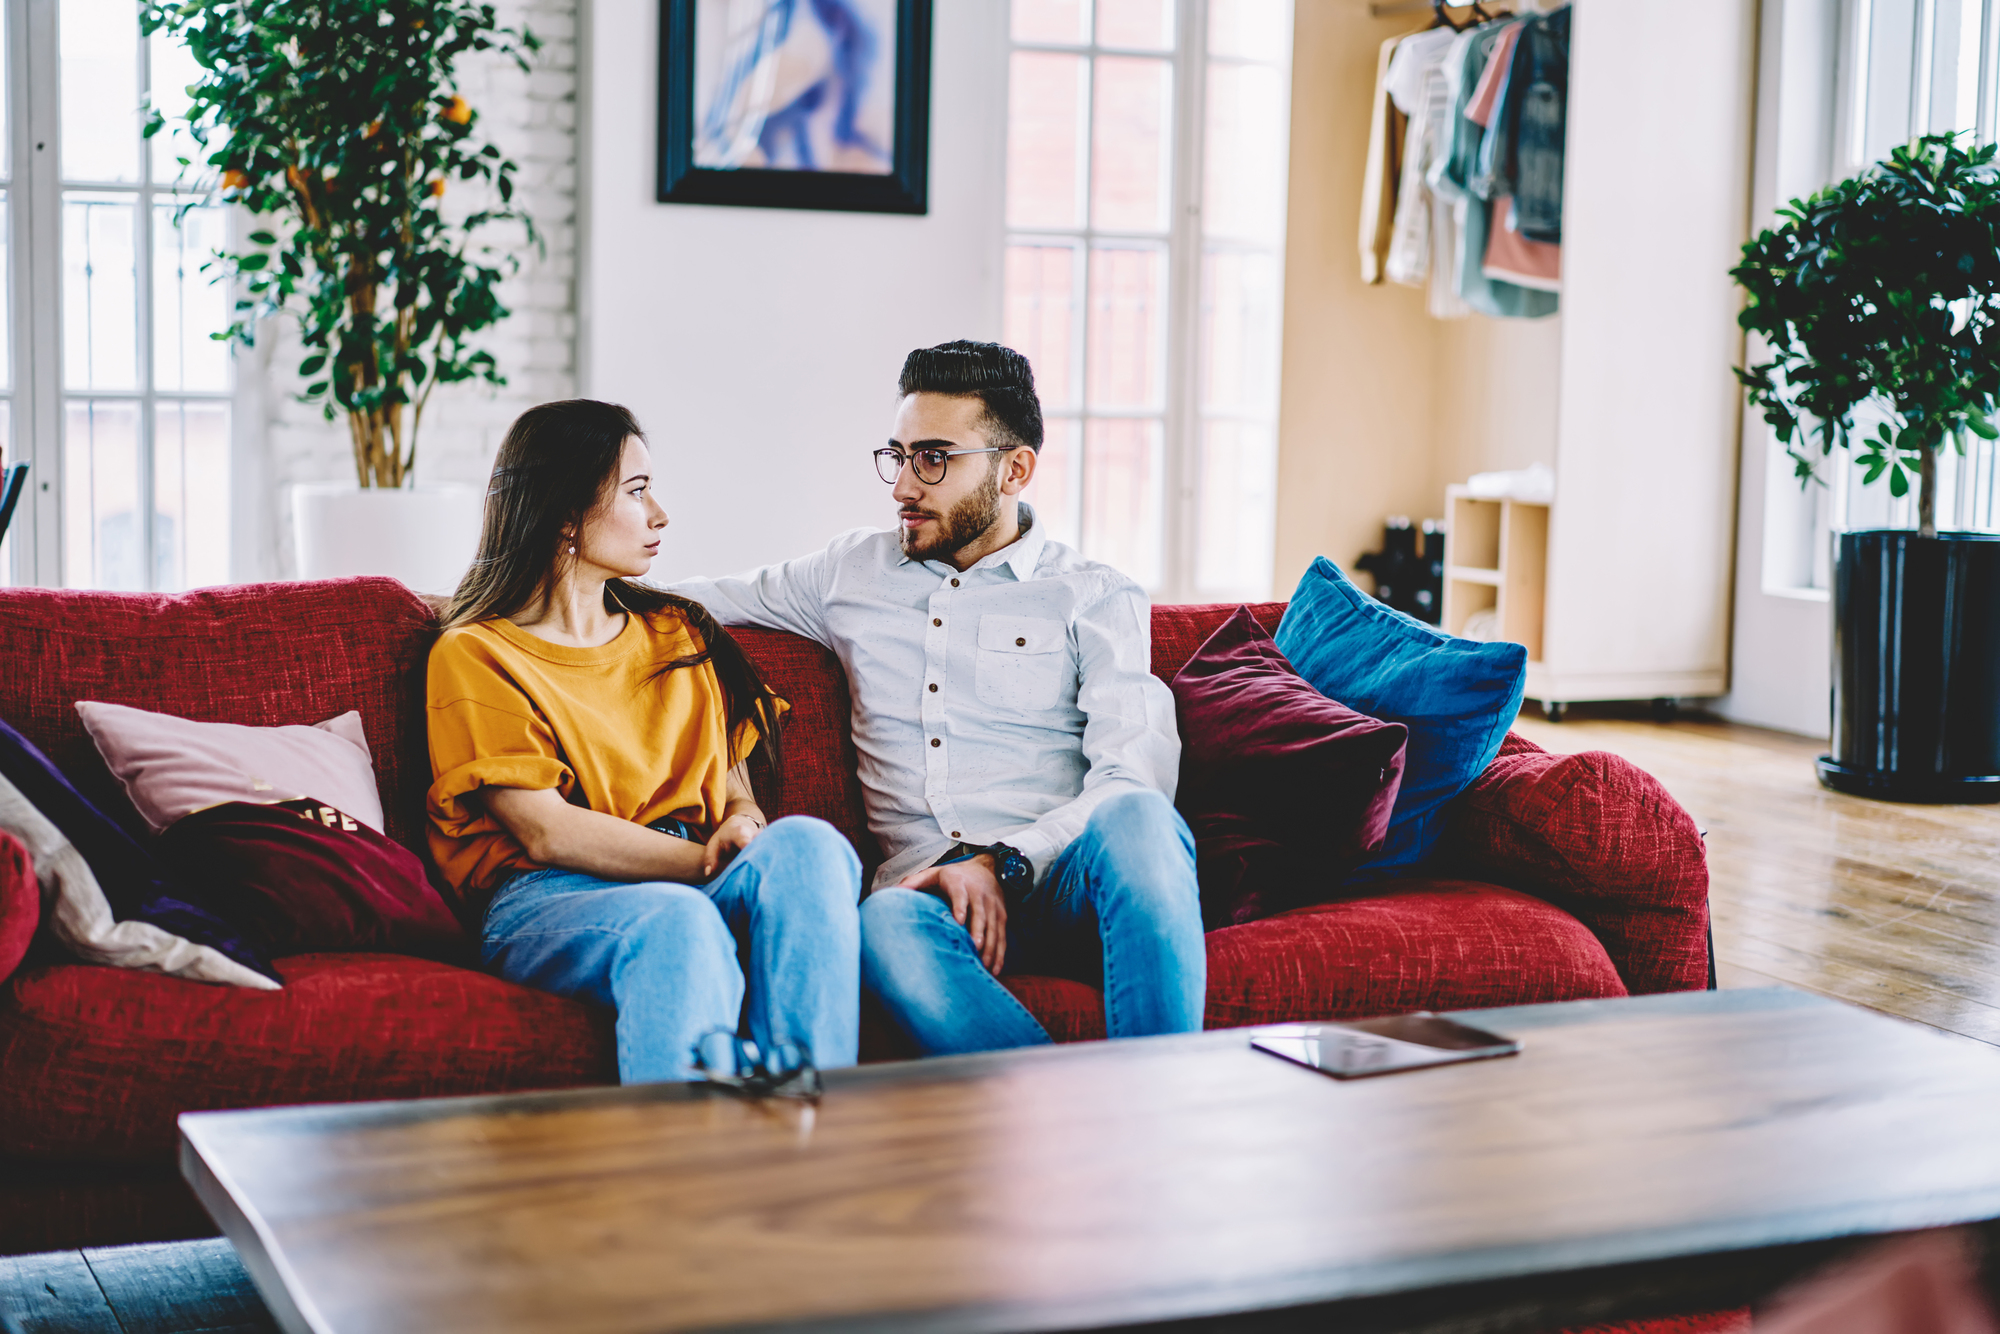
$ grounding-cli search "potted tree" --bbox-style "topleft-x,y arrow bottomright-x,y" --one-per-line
1734,133 -> 2000,802
142,0 -> 538,592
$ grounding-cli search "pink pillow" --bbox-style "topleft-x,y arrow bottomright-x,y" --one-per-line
75,700 -> 386,835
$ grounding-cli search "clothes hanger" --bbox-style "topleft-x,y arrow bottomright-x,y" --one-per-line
1429,0 -> 1466,30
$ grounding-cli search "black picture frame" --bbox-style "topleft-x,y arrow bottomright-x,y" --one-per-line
657,0 -> 933,214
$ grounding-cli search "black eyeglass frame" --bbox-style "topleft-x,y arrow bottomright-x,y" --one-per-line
874,444 -> 1013,485
690,1031 -> 823,1102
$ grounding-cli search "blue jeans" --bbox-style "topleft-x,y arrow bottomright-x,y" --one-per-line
859,789 -> 1205,1055
482,815 -> 863,1083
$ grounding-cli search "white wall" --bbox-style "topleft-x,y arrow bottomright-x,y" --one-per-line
581,0 -> 1009,581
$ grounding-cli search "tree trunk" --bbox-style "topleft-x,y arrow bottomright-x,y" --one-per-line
1919,442 -> 1938,538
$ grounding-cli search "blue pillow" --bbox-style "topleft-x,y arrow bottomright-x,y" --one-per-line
1273,557 -> 1526,878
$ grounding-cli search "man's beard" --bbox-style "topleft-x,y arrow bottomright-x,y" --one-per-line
899,465 -> 1003,563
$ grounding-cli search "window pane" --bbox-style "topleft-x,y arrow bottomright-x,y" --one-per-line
1209,0 -> 1289,62
1008,52 -> 1086,229
1086,243 -> 1165,410
1014,0 -> 1090,45
61,0 -> 140,183
1082,417 -> 1162,587
155,200 -> 230,391
150,27 -> 220,186
1023,416 -> 1082,549
64,194 -> 139,390
1861,0 -> 1917,164
63,398 -> 144,589
1201,249 -> 1281,418
1096,0 -> 1174,51
1005,243 -> 1082,411
1203,61 -> 1287,244
154,400 -> 229,589
1090,56 -> 1171,232
1196,420 -> 1275,594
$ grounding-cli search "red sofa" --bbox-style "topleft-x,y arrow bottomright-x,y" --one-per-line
0,578 -> 1711,1256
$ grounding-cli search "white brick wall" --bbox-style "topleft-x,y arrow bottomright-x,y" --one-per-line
255,0 -> 578,578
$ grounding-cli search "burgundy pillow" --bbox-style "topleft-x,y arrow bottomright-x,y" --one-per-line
1170,605 -> 1409,928
157,799 -> 467,962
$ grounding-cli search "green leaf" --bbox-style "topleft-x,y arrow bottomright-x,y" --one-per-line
1889,464 -> 1910,497
298,354 -> 326,376
248,229 -> 277,245
1969,414 -> 1999,438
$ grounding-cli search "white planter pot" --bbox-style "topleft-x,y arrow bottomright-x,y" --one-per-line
291,483 -> 484,595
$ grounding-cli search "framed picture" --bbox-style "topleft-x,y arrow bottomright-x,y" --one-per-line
657,0 -> 933,214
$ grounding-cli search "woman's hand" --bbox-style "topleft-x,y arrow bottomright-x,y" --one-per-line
702,812 -> 764,879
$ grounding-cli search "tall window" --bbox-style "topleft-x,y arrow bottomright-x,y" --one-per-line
1003,0 -> 1292,601
1769,0 -> 2000,592
0,0 -> 229,591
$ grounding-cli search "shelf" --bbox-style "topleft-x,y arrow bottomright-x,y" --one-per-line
1447,566 -> 1502,586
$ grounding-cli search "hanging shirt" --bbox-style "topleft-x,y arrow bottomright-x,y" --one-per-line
1359,32 -> 1412,285
1429,19 -> 1559,320
666,507 -> 1180,893
1383,27 -> 1462,293
1483,195 -> 1563,292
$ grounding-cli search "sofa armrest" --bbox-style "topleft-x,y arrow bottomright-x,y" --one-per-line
0,829 -> 36,985
1444,732 -> 1710,994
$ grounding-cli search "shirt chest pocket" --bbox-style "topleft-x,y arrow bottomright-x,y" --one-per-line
974,615 -> 1071,712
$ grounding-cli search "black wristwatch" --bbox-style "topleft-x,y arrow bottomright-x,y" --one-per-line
984,842 -> 1035,896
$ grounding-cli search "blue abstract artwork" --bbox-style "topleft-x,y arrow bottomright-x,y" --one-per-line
694,0 -> 897,175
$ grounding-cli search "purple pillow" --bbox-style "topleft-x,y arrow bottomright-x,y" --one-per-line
0,714 -> 277,982
1170,606 -> 1409,928
157,800 -> 468,962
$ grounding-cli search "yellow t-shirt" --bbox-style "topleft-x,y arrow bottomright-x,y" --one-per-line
424,608 -> 781,912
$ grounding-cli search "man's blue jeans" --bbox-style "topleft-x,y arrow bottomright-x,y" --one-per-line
481,815 -> 863,1083
859,789 -> 1205,1055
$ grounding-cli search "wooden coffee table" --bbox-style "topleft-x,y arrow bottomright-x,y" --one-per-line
180,989 -> 2000,1334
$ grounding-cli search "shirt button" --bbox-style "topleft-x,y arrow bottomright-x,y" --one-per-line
951,830 -> 961,838
1016,637 -> 1026,646
930,737 -> 941,747
933,618 -> 942,627
928,683 -> 938,692
951,578 -> 960,587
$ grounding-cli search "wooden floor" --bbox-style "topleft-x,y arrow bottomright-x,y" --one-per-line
0,1239 -> 274,1333
1513,704 -> 2000,1047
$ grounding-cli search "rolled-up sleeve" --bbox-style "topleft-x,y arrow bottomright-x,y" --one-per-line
425,638 -> 574,839
1003,577 -> 1181,878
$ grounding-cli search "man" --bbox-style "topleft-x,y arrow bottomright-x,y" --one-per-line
669,340 -> 1203,1055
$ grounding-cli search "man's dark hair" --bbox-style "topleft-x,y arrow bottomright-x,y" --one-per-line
898,341 -> 1044,452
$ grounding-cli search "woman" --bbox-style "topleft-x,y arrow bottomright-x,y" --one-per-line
426,399 -> 861,1083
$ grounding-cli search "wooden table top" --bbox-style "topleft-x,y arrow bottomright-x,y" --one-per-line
179,989 -> 2000,1334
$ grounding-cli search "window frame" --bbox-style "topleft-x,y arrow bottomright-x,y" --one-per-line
1004,0 -> 1293,603
2,0 -> 235,590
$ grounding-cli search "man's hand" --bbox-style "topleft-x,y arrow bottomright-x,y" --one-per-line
702,812 -> 764,879
897,853 -> 1008,974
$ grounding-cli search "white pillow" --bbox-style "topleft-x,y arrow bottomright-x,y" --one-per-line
0,769 -> 278,989
75,701 -> 385,835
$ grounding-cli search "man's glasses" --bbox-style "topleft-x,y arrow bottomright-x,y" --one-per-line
691,1031 -> 822,1101
874,444 -> 1009,485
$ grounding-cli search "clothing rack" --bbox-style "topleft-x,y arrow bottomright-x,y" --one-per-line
1366,0 -> 1542,16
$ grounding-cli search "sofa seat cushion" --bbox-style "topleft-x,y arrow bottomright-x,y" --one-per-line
989,879 -> 1628,1044
1203,879 -> 1627,1027
0,953 -> 614,1163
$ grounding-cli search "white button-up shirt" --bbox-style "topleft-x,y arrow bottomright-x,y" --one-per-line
668,508 -> 1180,891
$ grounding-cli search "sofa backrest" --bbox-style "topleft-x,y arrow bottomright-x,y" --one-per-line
0,578 -> 439,851
0,580 -> 1286,872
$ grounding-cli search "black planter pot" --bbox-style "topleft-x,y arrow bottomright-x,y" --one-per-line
1820,529 -> 2000,802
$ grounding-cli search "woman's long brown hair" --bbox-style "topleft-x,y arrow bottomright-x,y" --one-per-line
443,399 -> 783,772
